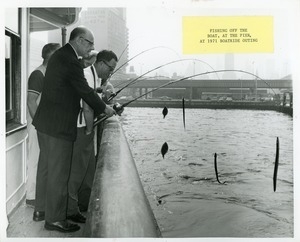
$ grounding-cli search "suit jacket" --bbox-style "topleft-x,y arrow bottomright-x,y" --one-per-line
33,43 -> 106,141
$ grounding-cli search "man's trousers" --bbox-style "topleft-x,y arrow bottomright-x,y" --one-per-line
67,127 -> 95,215
35,131 -> 73,223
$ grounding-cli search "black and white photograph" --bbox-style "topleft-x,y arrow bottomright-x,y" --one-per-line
1,0 -> 299,241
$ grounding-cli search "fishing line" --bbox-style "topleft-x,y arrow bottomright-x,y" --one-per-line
273,137 -> 279,192
214,153 -> 226,184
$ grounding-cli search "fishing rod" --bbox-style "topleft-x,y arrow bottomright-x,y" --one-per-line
114,35 -> 151,71
114,58 -> 219,88
108,58 -> 220,102
117,43 -> 129,62
93,69 -> 269,127
110,46 -> 179,78
108,59 -> 197,101
113,75 -> 171,89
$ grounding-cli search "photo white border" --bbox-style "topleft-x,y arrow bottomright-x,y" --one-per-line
1,0 -> 299,242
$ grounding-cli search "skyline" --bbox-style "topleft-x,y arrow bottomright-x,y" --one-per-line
125,3 -> 296,80
24,2 -> 297,80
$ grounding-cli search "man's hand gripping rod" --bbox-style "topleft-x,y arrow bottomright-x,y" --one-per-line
93,102 -> 123,127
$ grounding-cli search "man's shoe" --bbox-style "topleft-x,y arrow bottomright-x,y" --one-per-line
44,220 -> 80,233
67,212 -> 86,223
26,199 -> 35,208
33,211 -> 45,221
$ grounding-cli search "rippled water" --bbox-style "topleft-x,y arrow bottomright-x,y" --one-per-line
119,107 -> 293,237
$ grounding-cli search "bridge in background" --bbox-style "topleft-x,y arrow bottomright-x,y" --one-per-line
111,78 -> 292,89
111,77 -> 293,101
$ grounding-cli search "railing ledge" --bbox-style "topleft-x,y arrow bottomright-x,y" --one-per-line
84,116 -> 161,238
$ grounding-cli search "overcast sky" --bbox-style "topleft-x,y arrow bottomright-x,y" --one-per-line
125,1 -> 299,79
8,0 -> 300,80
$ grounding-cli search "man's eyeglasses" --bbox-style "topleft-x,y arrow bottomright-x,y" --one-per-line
80,37 -> 94,46
101,60 -> 115,72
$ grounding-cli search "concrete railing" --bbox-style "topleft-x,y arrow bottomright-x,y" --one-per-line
83,116 -> 161,237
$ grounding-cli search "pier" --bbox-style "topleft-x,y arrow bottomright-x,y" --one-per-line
120,99 -> 293,116
84,117 -> 161,237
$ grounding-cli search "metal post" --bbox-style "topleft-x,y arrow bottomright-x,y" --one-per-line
255,78 -> 257,101
61,26 -> 66,45
240,79 -> 242,100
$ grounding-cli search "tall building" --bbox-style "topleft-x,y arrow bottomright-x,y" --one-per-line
222,53 -> 236,79
80,8 -> 129,79
48,8 -> 129,79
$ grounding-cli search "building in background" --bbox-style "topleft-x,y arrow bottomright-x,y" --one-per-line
48,8 -> 129,80
222,53 -> 236,79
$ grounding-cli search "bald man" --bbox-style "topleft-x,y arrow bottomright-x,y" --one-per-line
32,26 -> 116,233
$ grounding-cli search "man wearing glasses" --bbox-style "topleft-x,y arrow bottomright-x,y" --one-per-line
94,50 -> 118,100
93,50 -> 121,159
67,49 -> 120,223
32,26 -> 116,233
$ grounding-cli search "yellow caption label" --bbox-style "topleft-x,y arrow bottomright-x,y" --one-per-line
182,16 -> 273,54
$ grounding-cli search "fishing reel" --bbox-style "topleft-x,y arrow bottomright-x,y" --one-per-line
93,102 -> 124,127
113,102 -> 124,116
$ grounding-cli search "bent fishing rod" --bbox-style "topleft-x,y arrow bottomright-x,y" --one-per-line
113,75 -> 171,91
93,69 -> 270,127
108,58 -> 198,101
103,46 -> 171,89
107,58 -> 219,102
115,58 -> 219,88
117,43 -> 129,62
111,46 -> 178,78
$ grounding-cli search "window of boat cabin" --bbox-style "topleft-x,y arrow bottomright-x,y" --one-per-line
5,8 -> 22,133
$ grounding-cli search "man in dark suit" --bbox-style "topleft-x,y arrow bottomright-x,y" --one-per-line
32,26 -> 116,233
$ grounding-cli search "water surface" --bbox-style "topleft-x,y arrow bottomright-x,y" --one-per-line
119,107 -> 293,237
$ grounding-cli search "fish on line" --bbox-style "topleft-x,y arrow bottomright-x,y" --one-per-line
161,142 -> 169,159
162,106 -> 168,118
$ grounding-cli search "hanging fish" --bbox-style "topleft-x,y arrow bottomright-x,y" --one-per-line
162,106 -> 168,118
182,97 -> 186,129
161,142 -> 169,159
273,137 -> 279,192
